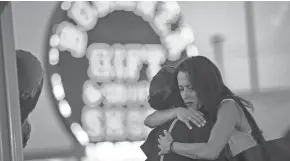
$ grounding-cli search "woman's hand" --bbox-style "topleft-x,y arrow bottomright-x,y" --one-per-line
175,107 -> 206,129
158,130 -> 173,155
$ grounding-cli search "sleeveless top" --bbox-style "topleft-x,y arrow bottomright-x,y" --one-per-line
221,99 -> 258,156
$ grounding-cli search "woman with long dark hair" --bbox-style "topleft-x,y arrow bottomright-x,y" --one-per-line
141,66 -> 228,161
154,56 -> 269,161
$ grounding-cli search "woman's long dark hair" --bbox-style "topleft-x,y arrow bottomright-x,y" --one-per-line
174,56 -> 268,160
174,56 -> 252,120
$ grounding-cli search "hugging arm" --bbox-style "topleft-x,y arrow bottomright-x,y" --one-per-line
145,107 -> 206,129
160,100 -> 240,160
144,108 -> 178,128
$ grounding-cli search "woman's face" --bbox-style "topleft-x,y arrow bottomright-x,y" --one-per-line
177,71 -> 199,109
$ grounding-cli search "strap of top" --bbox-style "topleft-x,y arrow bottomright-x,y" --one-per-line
225,96 -> 270,161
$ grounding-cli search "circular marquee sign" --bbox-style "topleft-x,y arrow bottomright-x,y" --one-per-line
45,1 -> 198,147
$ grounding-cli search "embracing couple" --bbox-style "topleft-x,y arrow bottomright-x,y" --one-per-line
140,55 -> 279,161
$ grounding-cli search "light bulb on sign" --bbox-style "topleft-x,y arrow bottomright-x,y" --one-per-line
53,84 -> 65,100
55,21 -> 88,58
114,1 -> 137,11
91,1 -> 112,18
134,1 -> 158,21
67,1 -> 98,31
84,143 -> 99,161
164,1 -> 180,15
153,1 -> 181,37
58,100 -> 72,118
51,73 -> 62,85
108,1 -> 117,13
114,141 -> 135,161
186,44 -> 199,56
180,24 -> 195,43
153,18 -> 171,37
162,25 -> 194,61
49,48 -> 59,66
50,34 -> 61,47
93,142 -> 115,161
82,80 -> 103,107
61,1 -> 71,11
51,73 -> 65,101
70,123 -> 89,146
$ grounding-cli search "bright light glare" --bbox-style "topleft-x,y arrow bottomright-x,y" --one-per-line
58,100 -> 72,118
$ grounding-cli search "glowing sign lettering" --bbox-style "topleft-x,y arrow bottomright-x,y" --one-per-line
105,108 -> 126,141
145,45 -> 166,79
86,43 -> 166,82
82,106 -> 150,143
101,83 -> 127,105
120,81 -> 149,105
82,80 -> 149,107
124,45 -> 144,82
87,43 -> 114,82
126,107 -> 146,141
112,44 -> 127,81
81,107 -> 105,142
47,1 -> 199,146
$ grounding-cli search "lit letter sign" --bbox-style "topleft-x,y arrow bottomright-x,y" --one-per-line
45,1 -> 199,160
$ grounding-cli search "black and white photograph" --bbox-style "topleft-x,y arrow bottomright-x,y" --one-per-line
0,1 -> 290,161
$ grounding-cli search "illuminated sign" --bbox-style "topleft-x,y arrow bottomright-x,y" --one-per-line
45,1 -> 198,159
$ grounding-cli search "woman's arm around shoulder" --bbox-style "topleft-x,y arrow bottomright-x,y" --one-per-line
144,107 -> 179,128
170,99 -> 241,160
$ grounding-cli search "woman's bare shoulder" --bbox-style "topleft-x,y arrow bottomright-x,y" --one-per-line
218,99 -> 241,120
